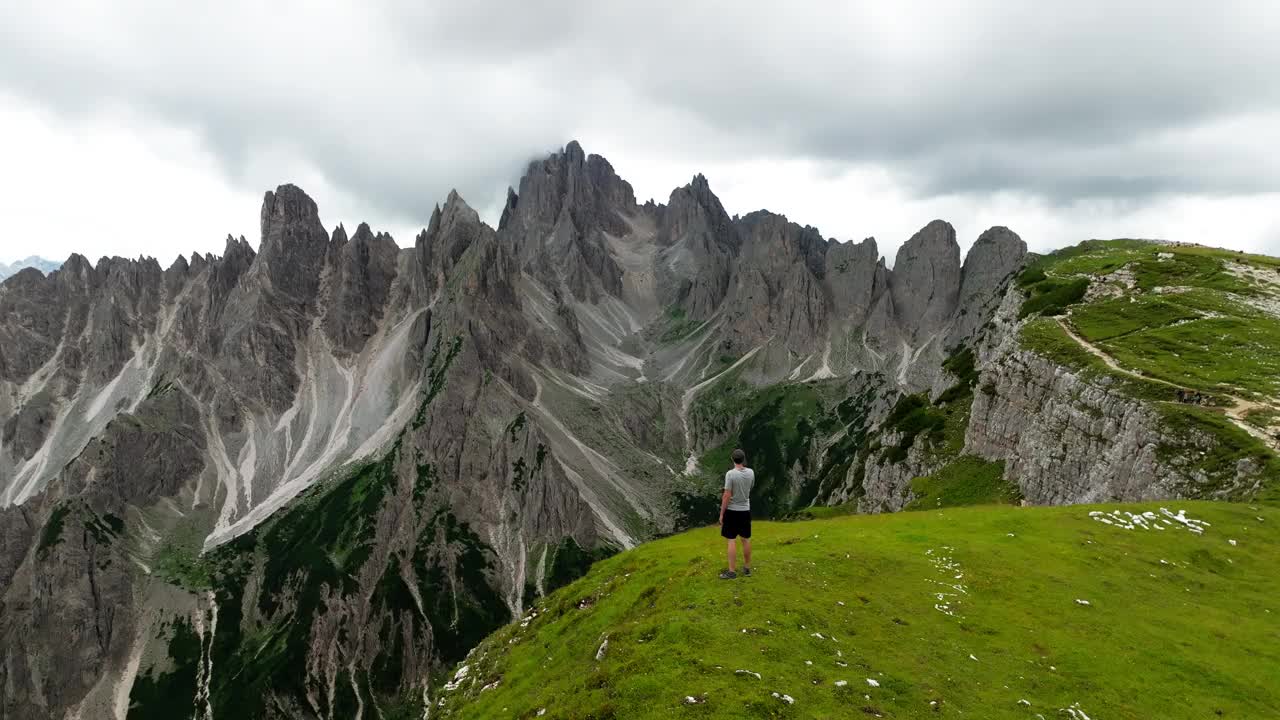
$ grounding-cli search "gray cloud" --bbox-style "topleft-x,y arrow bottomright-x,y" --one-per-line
1,1 -> 1277,239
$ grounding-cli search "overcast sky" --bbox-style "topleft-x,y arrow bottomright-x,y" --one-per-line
2,1 -> 1278,267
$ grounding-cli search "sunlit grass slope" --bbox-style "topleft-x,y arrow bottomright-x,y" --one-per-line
438,502 -> 1279,719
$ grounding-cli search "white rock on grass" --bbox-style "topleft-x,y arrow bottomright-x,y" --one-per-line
969,654 -> 979,661
595,637 -> 609,661
1060,702 -> 1093,719
866,678 -> 880,687
1075,599 -> 1091,606
683,695 -> 705,705
1229,539 -> 1238,546
834,680 -> 848,687
771,692 -> 795,705
443,664 -> 470,692
735,670 -> 762,679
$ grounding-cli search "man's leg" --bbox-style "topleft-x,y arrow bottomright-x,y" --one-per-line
743,538 -> 751,571
726,538 -> 737,572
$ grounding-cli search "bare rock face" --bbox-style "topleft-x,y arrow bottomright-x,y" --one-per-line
213,185 -> 335,413
655,174 -> 739,319
949,226 -> 1028,344
825,237 -> 881,328
965,348 -> 1238,503
722,211 -> 829,356
256,183 -> 331,303
499,141 -> 631,302
322,222 -> 398,355
890,220 -> 961,342
959,227 -> 1027,305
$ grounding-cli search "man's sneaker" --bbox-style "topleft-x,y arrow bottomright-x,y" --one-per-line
719,569 -> 737,580
742,567 -> 751,577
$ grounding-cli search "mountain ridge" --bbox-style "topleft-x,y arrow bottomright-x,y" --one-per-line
0,142 -> 1276,719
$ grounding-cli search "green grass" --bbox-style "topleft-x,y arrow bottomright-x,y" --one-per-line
1156,404 -> 1280,503
438,502 -> 1280,719
1244,407 -> 1280,430
658,306 -> 709,344
880,394 -> 947,463
905,457 -> 1019,511
1013,235 -> 1274,486
153,526 -> 214,590
1017,276 -> 1089,319
1018,318 -> 1214,403
783,503 -> 859,521
1068,295 -> 1200,341
1100,315 -> 1280,399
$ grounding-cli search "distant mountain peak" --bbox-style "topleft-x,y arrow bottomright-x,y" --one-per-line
0,255 -> 61,281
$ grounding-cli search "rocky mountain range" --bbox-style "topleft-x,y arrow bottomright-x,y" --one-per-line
1,141 -> 1275,719
0,256 -> 61,282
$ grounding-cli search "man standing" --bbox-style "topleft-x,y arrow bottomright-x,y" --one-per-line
718,448 -> 754,579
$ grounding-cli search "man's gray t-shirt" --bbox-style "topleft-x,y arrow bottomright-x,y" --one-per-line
724,467 -> 755,511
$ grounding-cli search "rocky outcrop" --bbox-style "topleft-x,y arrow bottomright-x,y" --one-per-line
499,141 -> 632,302
825,237 -> 881,328
949,226 -> 1028,344
721,211 -> 829,357
214,185 -> 334,412
890,220 -> 961,343
322,222 -> 398,356
966,349 -> 1215,503
655,174 -> 739,319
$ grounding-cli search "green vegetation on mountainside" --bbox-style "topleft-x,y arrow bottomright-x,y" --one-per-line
680,376 -> 859,523
655,306 -> 709,345
862,348 -> 1019,511
438,502 -> 1280,719
1015,239 -> 1280,499
127,332 -> 583,720
1018,239 -> 1280,400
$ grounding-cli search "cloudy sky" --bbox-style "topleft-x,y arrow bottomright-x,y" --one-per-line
2,1 -> 1278,267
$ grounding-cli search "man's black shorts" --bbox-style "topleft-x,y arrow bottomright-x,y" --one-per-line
721,509 -> 752,539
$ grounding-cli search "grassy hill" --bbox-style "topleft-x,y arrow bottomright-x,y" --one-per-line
436,502 -> 1279,719
1017,239 -> 1280,486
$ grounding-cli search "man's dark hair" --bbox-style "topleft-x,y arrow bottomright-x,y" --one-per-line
732,448 -> 746,464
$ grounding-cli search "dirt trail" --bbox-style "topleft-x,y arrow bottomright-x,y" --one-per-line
1055,318 -> 1279,450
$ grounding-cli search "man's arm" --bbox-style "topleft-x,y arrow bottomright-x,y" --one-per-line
718,488 -> 732,525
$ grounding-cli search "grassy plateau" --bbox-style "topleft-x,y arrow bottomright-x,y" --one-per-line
437,501 -> 1279,719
